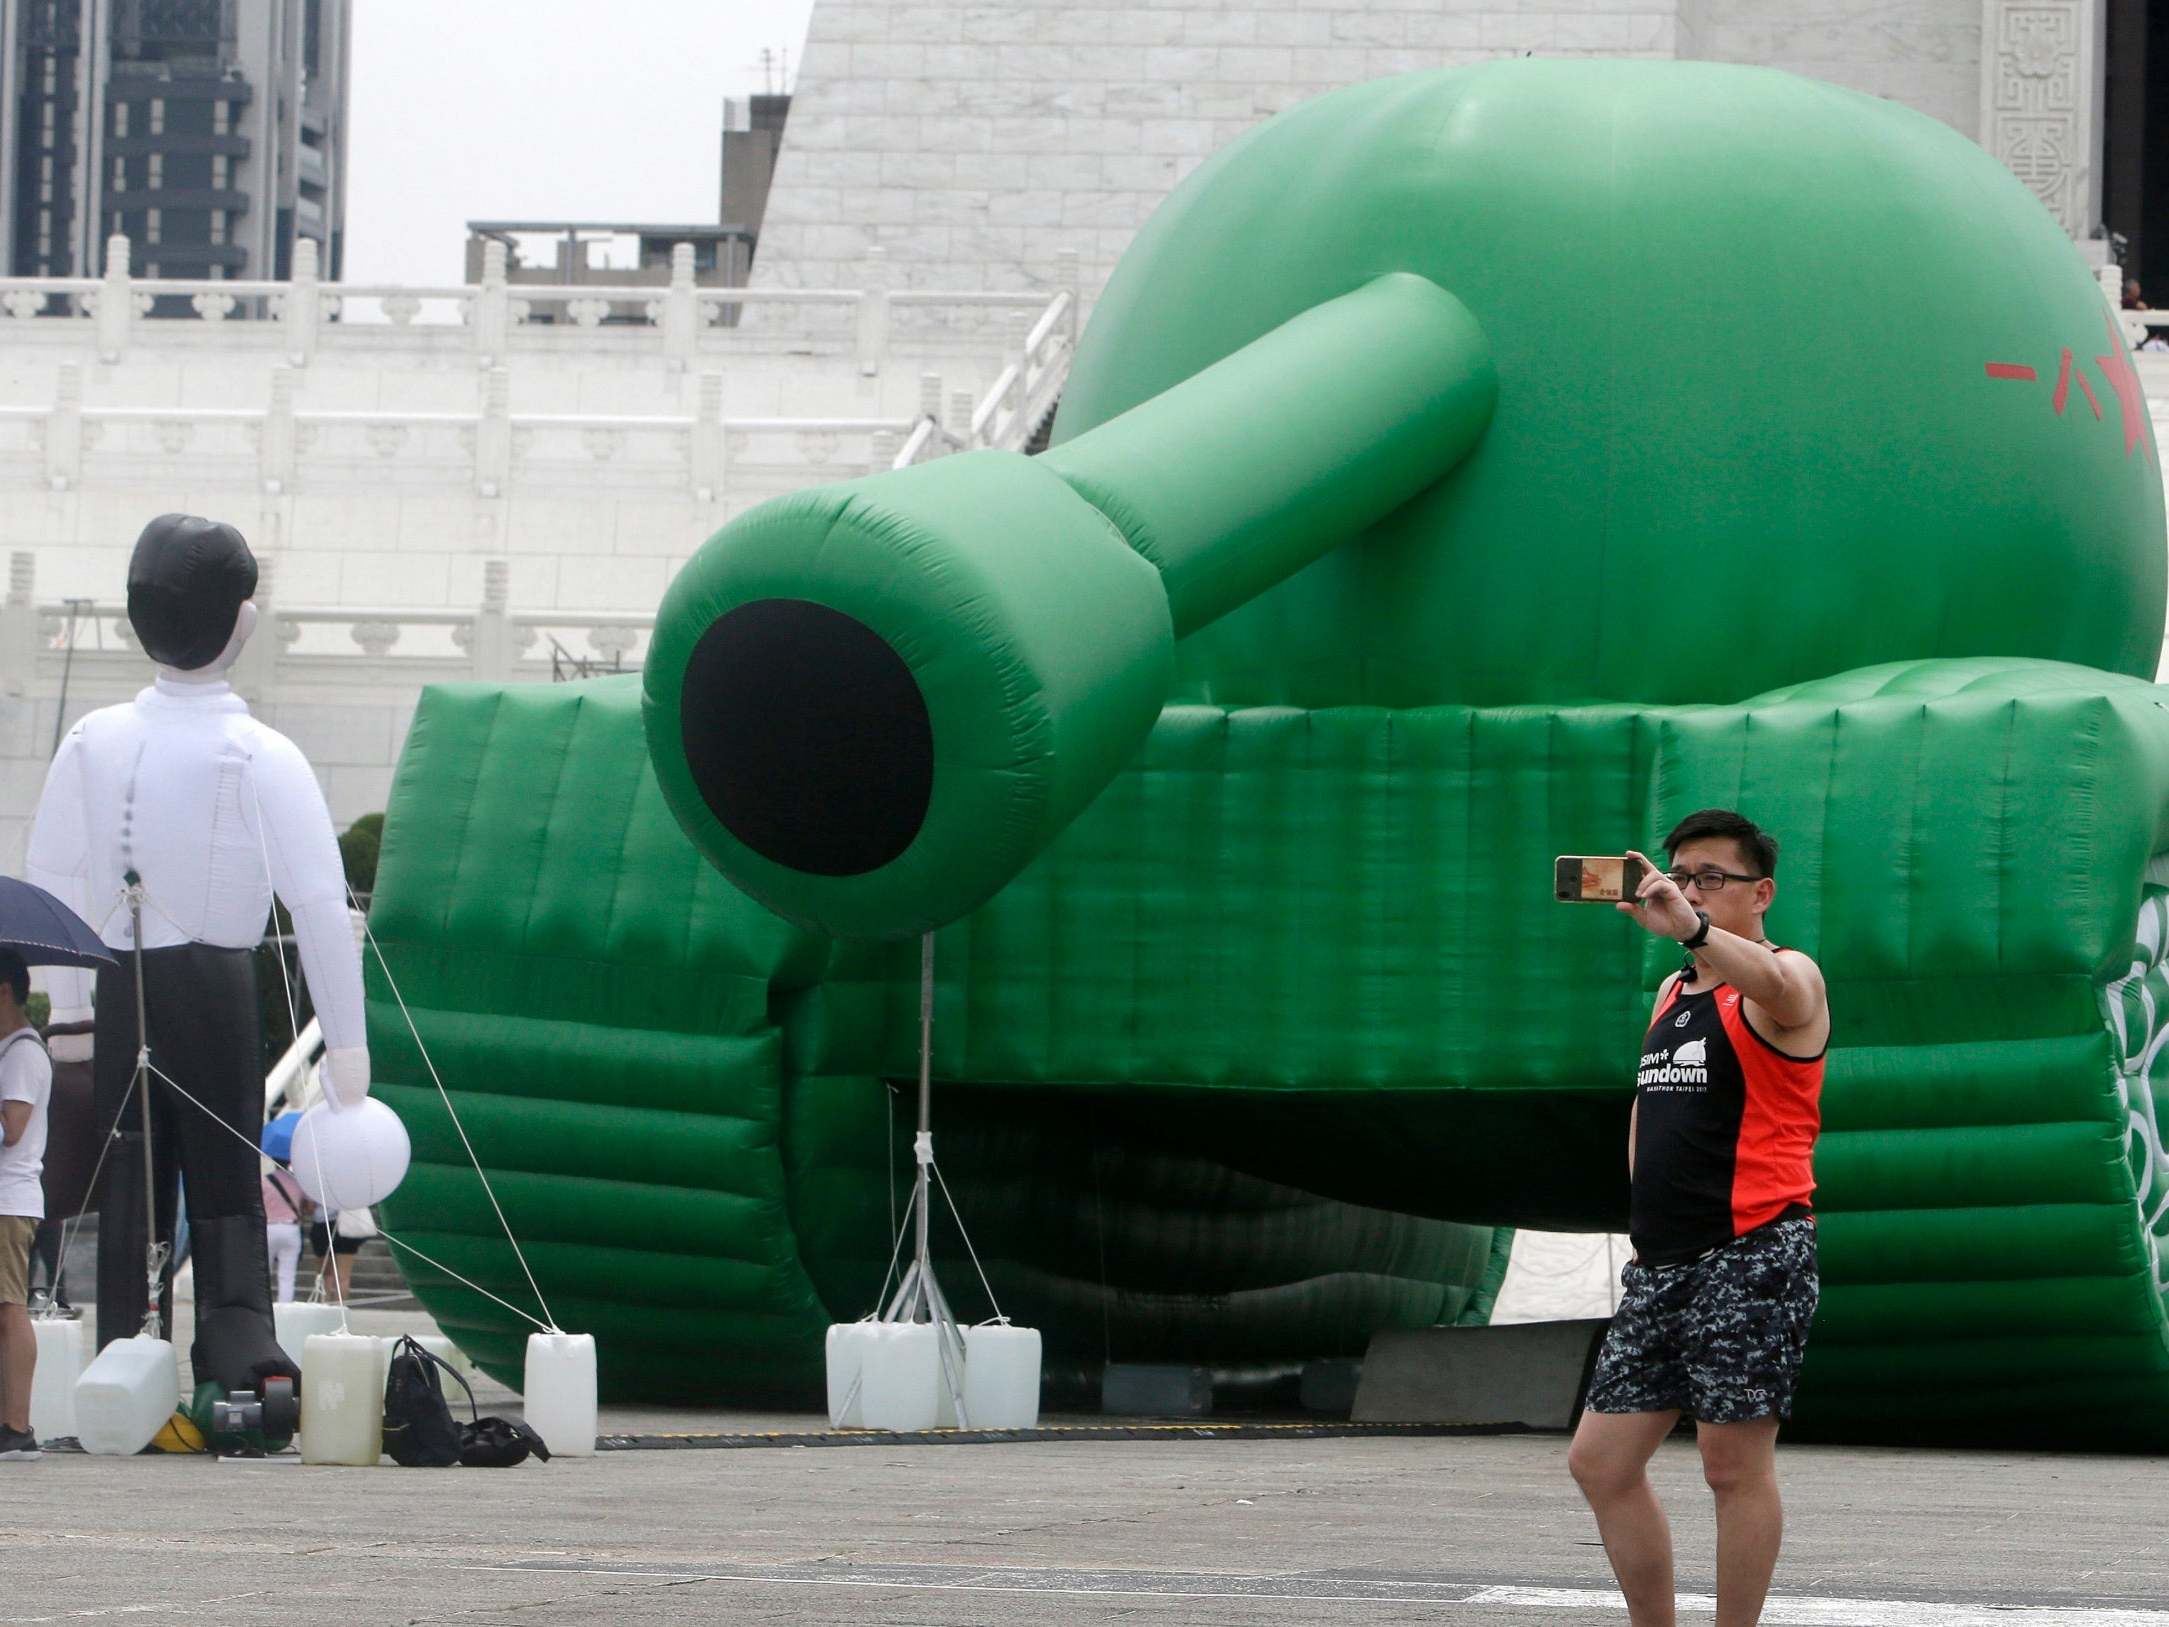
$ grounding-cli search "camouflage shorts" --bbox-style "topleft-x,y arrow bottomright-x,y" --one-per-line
1583,1217 -> 1819,1424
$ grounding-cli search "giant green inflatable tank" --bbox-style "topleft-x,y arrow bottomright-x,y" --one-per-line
369,61 -> 2169,1445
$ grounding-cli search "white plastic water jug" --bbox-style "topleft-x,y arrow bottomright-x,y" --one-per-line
825,1322 -> 878,1427
300,1332 -> 383,1465
29,1318 -> 87,1441
860,1323 -> 947,1432
522,1332 -> 596,1457
935,1332 -> 963,1428
274,1300 -> 345,1370
964,1322 -> 1042,1430
74,1336 -> 180,1456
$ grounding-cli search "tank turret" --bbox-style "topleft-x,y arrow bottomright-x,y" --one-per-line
646,60 -> 2161,941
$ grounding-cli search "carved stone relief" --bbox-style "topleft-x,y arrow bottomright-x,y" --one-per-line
1980,0 -> 2104,236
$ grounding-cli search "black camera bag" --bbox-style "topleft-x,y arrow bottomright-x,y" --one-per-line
459,1414 -> 552,1468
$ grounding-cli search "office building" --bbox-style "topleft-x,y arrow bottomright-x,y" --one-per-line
0,0 -> 351,282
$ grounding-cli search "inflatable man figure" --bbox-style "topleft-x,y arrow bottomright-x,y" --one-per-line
28,515 -> 369,1395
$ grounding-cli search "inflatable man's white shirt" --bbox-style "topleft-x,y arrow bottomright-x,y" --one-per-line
25,562 -> 369,1100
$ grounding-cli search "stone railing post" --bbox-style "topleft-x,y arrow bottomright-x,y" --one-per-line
947,388 -> 974,443
283,236 -> 322,366
467,559 -> 514,680
97,234 -> 133,363
262,366 -> 296,493
691,373 -> 724,501
47,365 -> 82,491
228,552 -> 277,702
919,372 -> 943,424
474,239 -> 511,367
1003,365 -> 1024,440
476,367 -> 511,496
662,242 -> 698,369
1055,247 -> 1081,347
2,552 -> 33,698
855,245 -> 890,378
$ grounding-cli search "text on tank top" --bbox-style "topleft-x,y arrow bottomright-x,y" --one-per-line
1631,963 -> 1824,1266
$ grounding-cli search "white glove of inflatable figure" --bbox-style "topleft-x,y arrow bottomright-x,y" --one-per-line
322,1046 -> 372,1109
46,1007 -> 93,1065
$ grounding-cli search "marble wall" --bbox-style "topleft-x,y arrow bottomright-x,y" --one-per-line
752,1 -> 1684,303
1677,0 -> 1983,137
751,0 -> 2035,303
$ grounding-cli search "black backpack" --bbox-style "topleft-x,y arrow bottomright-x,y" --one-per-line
380,1336 -> 554,1469
382,1336 -> 465,1467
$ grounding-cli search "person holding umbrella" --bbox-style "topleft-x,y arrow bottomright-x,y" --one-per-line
0,877 -> 116,1460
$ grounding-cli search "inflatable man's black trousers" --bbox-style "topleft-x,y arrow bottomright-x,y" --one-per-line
92,943 -> 300,1396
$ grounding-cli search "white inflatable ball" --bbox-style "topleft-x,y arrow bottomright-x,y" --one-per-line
290,1098 -> 411,1210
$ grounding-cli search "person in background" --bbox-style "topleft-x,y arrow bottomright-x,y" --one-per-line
261,1157 -> 310,1303
26,1219 -> 73,1318
0,950 -> 53,1461
310,1206 -> 363,1302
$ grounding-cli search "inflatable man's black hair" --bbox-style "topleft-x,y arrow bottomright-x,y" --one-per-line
126,514 -> 258,672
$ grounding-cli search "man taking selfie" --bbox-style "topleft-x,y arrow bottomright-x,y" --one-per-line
1567,809 -> 1829,1627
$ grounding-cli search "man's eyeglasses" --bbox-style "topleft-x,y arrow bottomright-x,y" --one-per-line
1666,868 -> 1764,893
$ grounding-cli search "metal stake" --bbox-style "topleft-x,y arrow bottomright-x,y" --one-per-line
124,874 -> 166,1339
878,932 -> 969,1427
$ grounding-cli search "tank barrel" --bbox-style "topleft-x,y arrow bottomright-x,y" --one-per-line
1040,273 -> 1494,636
643,272 -> 1496,939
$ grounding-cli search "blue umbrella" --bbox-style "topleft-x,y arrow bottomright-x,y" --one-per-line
0,876 -> 115,970
261,1110 -> 304,1162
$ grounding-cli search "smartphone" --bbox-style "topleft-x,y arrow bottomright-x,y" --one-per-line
1554,855 -> 1647,903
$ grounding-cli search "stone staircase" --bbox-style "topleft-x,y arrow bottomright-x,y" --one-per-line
1024,396 -> 1060,454
345,1238 -> 418,1309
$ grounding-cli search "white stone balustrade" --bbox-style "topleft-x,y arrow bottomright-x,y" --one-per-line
0,234 -> 1077,524
0,234 -> 1073,378
0,550 -> 681,870
0,363 -> 1052,501
19,572 -> 652,690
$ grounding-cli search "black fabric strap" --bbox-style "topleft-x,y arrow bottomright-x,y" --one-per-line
393,1335 -> 479,1424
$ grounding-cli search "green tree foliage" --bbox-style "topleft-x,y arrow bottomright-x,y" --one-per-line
338,816 -> 381,902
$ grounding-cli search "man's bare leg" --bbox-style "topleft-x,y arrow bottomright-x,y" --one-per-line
1699,1416 -> 1783,1627
1568,1407 -> 1681,1626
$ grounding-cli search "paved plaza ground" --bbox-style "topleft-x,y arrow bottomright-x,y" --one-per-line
12,1309 -> 2166,1626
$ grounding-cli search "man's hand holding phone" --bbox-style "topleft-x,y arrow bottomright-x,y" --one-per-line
1615,848 -> 1700,939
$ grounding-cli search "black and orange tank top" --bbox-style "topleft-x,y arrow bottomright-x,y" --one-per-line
1631,962 -> 1824,1265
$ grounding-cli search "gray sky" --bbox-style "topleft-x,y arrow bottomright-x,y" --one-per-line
344,0 -> 817,286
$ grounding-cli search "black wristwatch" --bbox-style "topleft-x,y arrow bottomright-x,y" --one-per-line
1679,908 -> 1713,950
